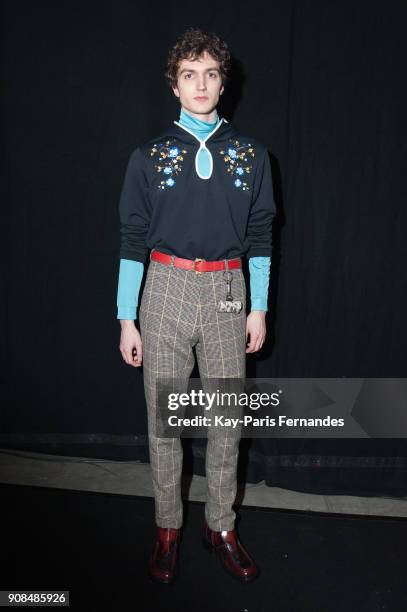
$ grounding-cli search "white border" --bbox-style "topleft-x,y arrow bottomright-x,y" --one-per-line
173,117 -> 228,180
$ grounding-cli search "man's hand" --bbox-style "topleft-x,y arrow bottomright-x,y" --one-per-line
246,310 -> 267,353
119,320 -> 143,367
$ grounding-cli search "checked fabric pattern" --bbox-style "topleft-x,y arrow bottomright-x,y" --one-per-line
138,255 -> 247,530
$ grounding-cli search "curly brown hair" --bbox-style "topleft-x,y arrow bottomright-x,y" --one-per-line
165,27 -> 232,89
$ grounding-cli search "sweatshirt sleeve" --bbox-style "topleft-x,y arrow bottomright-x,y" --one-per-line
118,147 -> 152,264
249,256 -> 271,312
246,148 -> 276,258
117,259 -> 144,320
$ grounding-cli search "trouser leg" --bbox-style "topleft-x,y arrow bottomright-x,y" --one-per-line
139,260 -> 199,528
194,268 -> 247,531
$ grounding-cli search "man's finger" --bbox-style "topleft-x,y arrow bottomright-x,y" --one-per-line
254,339 -> 262,352
254,334 -> 266,352
132,341 -> 142,361
121,348 -> 131,364
246,332 -> 259,352
133,353 -> 142,365
132,348 -> 142,361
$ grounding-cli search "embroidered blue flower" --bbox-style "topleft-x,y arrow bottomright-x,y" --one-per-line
150,140 -> 188,190
219,140 -> 255,191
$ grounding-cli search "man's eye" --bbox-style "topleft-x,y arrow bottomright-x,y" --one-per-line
185,73 -> 192,79
209,72 -> 217,77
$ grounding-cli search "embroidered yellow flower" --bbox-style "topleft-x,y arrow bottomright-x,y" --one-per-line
219,140 -> 255,190
150,140 -> 188,190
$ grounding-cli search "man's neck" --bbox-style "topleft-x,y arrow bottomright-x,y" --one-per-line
180,106 -> 218,124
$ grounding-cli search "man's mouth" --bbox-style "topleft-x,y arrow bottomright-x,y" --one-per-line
194,96 -> 208,101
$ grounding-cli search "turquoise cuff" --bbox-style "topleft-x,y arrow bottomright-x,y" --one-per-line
117,259 -> 144,320
248,256 -> 271,312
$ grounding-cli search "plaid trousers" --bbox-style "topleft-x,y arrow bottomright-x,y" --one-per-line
138,253 -> 247,531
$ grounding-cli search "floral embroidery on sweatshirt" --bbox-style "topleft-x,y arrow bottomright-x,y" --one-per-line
150,140 -> 188,190
219,140 -> 255,191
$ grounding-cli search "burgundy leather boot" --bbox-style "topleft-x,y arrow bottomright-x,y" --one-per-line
202,520 -> 259,582
148,527 -> 181,584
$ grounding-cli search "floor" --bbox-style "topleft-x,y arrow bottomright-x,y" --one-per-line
0,447 -> 406,517
3,484 -> 407,612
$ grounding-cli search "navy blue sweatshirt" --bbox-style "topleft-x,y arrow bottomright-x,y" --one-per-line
118,117 -> 275,264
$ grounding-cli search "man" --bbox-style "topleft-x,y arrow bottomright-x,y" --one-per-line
117,27 -> 275,584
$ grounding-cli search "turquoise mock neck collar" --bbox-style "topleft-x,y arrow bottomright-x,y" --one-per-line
179,107 -> 220,140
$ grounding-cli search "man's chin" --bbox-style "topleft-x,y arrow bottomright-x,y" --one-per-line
188,104 -> 216,115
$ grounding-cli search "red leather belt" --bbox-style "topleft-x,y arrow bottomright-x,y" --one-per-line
150,249 -> 242,273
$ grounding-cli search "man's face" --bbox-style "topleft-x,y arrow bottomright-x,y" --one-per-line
172,50 -> 224,118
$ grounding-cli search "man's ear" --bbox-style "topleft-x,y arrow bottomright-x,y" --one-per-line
172,85 -> 180,98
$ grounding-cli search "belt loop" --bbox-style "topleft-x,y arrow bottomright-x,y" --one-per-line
170,254 -> 175,268
225,258 -> 229,271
